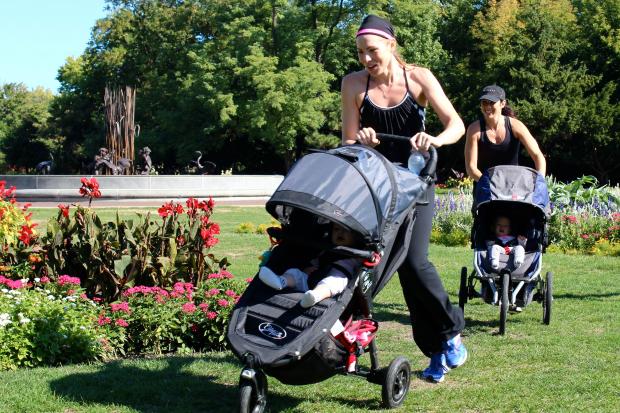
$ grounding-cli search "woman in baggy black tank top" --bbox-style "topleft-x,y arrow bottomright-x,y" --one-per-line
465,84 -> 546,183
341,14 -> 467,384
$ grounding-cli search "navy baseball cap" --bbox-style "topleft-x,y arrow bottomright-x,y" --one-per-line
479,85 -> 506,102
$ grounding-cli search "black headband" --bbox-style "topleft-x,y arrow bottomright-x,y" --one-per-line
356,15 -> 395,40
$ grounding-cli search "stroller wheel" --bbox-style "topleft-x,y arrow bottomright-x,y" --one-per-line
499,272 -> 509,335
239,369 -> 267,413
542,271 -> 553,325
459,267 -> 468,311
381,356 -> 411,408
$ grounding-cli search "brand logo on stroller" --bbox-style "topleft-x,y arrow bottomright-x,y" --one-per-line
258,322 -> 287,340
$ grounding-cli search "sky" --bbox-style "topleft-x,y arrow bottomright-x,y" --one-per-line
0,0 -> 109,94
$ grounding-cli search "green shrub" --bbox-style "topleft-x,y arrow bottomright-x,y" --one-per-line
0,276 -> 100,370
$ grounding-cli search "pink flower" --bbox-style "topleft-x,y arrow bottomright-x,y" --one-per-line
40,276 -> 50,284
217,298 -> 230,307
115,318 -> 129,327
225,289 -> 236,297
199,303 -> 209,312
98,315 -> 111,326
245,277 -> 253,283
219,269 -> 233,279
581,234 -> 590,239
182,302 -> 197,313
206,288 -> 220,296
206,311 -> 217,320
111,302 -> 131,314
562,215 -> 577,224
207,273 -> 222,279
57,275 -> 81,286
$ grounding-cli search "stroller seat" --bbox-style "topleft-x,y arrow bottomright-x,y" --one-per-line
474,249 -> 542,281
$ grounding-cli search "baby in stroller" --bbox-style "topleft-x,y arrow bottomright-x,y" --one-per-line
258,222 -> 361,308
486,215 -> 527,270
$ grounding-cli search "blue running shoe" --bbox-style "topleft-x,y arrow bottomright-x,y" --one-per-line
443,334 -> 468,369
421,352 -> 449,383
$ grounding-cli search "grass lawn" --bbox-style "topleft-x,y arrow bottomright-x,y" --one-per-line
2,207 -> 618,412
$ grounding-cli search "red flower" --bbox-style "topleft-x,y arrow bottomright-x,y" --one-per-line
18,223 -> 37,246
79,177 -> 101,206
206,311 -> 218,320
58,204 -> 70,218
562,215 -> 577,224
581,234 -> 589,239
115,318 -> 129,327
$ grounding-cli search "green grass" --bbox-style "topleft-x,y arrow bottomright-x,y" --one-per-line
2,207 -> 618,412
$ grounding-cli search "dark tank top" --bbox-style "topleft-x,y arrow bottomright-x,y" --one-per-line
477,116 -> 520,172
359,69 -> 426,165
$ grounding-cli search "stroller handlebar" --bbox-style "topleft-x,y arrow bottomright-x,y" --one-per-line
375,133 -> 438,179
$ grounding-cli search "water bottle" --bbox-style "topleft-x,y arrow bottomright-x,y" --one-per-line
407,151 -> 426,175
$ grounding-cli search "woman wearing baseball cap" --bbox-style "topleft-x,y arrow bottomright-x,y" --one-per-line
465,84 -> 546,182
341,14 -> 467,384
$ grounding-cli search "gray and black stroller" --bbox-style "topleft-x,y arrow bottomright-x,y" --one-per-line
459,165 -> 553,335
227,135 -> 436,412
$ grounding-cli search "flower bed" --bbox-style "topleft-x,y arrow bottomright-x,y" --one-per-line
0,272 -> 248,370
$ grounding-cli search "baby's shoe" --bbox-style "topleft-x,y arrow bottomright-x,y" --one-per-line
490,245 -> 501,269
513,245 -> 525,268
258,267 -> 286,290
300,290 -> 320,308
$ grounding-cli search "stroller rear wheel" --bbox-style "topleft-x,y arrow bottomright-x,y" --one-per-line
499,272 -> 509,335
542,271 -> 553,325
239,369 -> 268,413
459,267 -> 468,312
381,356 -> 411,408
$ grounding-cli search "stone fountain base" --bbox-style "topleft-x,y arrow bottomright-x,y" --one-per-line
1,175 -> 284,202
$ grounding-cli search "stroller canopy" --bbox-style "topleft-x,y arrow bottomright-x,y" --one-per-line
475,165 -> 550,218
266,145 -> 428,244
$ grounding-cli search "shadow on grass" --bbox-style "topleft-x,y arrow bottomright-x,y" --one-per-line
553,292 -> 620,301
49,353 -> 382,412
371,302 -> 410,325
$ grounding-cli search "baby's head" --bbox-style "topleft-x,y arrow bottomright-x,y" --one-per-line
493,216 -> 512,237
331,223 -> 356,247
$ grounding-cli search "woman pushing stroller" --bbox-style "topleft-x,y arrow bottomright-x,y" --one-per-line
341,14 -> 467,383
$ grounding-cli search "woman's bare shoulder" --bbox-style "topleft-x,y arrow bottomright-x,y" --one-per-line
466,120 -> 482,138
342,70 -> 368,86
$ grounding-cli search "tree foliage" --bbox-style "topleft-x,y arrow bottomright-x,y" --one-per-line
0,0 -> 618,182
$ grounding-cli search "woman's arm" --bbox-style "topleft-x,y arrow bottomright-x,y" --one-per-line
465,122 -> 483,181
341,73 -> 375,146
512,119 -> 546,176
413,68 -> 465,150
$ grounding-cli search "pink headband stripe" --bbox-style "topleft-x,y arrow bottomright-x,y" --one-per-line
356,28 -> 394,40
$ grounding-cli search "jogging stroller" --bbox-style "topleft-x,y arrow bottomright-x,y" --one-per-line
227,134 -> 437,412
459,165 -> 553,335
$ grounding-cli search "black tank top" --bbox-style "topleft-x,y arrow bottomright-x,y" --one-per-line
477,116 -> 520,172
359,69 -> 426,165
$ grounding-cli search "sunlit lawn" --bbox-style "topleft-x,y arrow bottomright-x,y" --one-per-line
1,207 -> 618,412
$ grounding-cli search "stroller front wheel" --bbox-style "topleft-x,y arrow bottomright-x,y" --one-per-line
381,356 -> 411,408
239,369 -> 268,413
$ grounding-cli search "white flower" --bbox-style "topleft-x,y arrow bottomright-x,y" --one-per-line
34,278 -> 41,283
17,313 -> 30,324
0,313 -> 11,327
1,288 -> 8,293
47,295 -> 55,300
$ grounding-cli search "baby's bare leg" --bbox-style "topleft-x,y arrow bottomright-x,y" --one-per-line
300,284 -> 332,308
